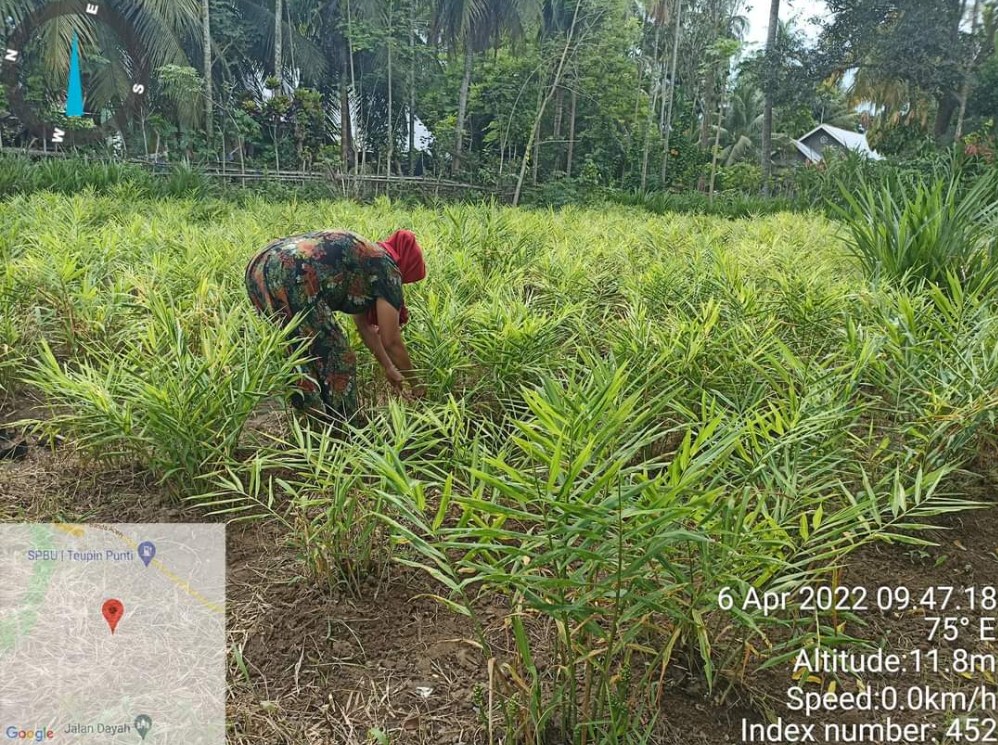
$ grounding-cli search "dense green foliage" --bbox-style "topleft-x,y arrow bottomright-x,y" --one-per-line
3,193 -> 995,740
833,169 -> 998,293
2,0 -> 996,201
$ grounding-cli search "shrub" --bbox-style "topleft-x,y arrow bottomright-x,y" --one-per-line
23,299 -> 307,494
716,161 -> 762,192
832,167 -> 998,294
609,188 -> 801,217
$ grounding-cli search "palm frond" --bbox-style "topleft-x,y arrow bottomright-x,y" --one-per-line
233,0 -> 328,83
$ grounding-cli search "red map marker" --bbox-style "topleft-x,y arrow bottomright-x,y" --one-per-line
102,599 -> 124,634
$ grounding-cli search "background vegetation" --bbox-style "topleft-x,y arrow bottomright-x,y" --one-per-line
1,0 -> 997,205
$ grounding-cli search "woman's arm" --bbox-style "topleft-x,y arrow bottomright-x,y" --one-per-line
373,298 -> 420,390
352,311 -> 403,388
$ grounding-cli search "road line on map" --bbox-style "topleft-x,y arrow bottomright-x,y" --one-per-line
55,523 -> 224,615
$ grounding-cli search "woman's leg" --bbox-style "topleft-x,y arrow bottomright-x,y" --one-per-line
310,308 -> 359,422
289,324 -> 331,419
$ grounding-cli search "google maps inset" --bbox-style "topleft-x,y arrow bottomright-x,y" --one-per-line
0,524 -> 225,743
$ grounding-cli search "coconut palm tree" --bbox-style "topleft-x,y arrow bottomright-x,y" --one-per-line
660,0 -> 683,182
713,81 -> 804,165
0,0 -> 39,27
431,0 -> 484,170
845,66 -> 933,131
222,0 -> 327,87
810,83 -> 858,130
274,0 -> 283,85
718,83 -> 763,165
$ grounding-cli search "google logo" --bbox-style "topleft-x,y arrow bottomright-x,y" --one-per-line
4,727 -> 54,742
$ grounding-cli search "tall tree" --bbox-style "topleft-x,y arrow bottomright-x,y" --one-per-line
760,0 -> 778,194
718,82 -> 763,165
691,0 -> 746,149
274,0 -> 283,85
202,0 -> 213,139
955,0 -> 984,139
346,0 -> 359,172
639,0 -> 668,191
433,0 -> 539,173
432,0 -> 482,171
386,0 -> 395,175
513,0 -> 584,203
408,0 -> 417,172
660,0 -> 682,183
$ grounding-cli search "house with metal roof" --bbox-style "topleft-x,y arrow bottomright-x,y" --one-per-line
792,124 -> 883,163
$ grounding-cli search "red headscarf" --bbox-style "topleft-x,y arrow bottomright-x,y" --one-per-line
380,229 -> 426,284
366,229 -> 425,327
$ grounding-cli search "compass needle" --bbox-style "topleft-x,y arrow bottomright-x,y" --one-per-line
66,32 -> 83,118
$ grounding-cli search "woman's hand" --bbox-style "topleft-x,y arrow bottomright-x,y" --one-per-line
357,301 -> 424,399
386,366 -> 405,391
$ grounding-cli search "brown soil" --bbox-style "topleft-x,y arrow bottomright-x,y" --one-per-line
2,412 -> 996,745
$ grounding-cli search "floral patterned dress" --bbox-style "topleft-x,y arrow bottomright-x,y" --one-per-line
245,230 -> 405,420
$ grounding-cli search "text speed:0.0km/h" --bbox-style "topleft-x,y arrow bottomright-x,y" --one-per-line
787,684 -> 994,716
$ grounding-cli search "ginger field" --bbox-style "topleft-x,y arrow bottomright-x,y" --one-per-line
1,191 -> 997,744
